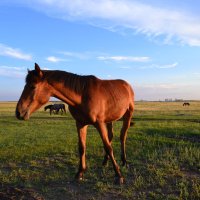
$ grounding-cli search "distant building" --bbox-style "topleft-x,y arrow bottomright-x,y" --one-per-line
165,98 -> 173,102
175,99 -> 183,102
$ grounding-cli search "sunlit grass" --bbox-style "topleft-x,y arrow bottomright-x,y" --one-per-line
0,101 -> 200,199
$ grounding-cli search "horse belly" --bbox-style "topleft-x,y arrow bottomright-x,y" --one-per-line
104,103 -> 128,122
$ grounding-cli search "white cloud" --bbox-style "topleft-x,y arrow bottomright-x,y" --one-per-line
158,62 -> 178,69
60,51 -> 91,60
119,66 -> 131,69
136,83 -> 179,90
141,62 -> 178,69
97,56 -> 150,62
13,0 -> 200,46
0,66 -> 26,78
47,52 -> 149,63
46,56 -> 64,62
0,43 -> 32,60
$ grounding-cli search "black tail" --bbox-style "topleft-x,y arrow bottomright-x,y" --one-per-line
130,121 -> 135,126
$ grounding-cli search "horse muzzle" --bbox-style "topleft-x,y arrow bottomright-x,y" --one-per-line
15,108 -> 30,120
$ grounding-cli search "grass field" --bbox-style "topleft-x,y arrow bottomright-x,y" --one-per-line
0,101 -> 200,199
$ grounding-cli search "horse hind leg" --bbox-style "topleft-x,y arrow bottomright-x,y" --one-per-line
96,122 -> 123,184
102,122 -> 114,166
120,108 -> 133,167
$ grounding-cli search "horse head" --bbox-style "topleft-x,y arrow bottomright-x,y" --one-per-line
16,63 -> 50,120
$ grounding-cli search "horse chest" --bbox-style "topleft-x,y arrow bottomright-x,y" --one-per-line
68,106 -> 95,125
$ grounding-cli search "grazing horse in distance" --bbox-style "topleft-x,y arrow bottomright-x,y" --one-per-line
44,104 -> 53,113
44,104 -> 66,115
52,103 -> 66,114
15,63 -> 134,184
183,102 -> 190,106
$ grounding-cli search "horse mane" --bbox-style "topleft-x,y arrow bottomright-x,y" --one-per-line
30,70 -> 96,95
25,69 -> 97,95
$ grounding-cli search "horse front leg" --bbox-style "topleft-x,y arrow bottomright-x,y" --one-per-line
96,122 -> 124,184
75,121 -> 88,181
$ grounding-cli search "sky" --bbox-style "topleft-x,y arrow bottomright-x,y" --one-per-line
0,0 -> 200,101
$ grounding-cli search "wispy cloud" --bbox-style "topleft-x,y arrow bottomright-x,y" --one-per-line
136,83 -> 180,90
12,0 -> 200,46
141,62 -> 178,69
119,66 -> 131,69
60,51 -> 91,60
0,43 -> 32,60
0,66 -> 26,78
97,56 -> 150,62
158,62 -> 178,69
46,56 -> 65,63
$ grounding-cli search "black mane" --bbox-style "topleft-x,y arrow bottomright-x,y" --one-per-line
45,70 -> 97,94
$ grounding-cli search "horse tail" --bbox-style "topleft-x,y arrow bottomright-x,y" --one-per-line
63,104 -> 66,113
129,84 -> 134,127
130,121 -> 135,126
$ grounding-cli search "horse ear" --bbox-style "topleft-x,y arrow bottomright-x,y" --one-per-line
35,63 -> 43,78
27,68 -> 30,74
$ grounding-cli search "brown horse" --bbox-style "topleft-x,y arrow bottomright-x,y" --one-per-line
16,63 -> 134,184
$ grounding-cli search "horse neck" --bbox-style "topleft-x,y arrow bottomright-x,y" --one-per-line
46,71 -> 83,106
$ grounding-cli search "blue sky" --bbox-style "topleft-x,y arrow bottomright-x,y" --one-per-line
0,0 -> 200,101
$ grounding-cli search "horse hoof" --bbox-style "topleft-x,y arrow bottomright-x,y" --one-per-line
115,177 -> 124,185
122,161 -> 126,167
102,159 -> 108,166
124,162 -> 129,169
75,173 -> 84,182
122,161 -> 128,167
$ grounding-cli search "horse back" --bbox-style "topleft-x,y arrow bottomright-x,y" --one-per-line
80,78 -> 134,122
99,79 -> 134,103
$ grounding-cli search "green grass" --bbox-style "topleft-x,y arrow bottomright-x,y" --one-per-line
0,101 -> 200,199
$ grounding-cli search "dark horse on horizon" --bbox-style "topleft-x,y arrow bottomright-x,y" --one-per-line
15,63 -> 134,184
183,102 -> 190,106
44,103 -> 66,115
